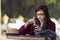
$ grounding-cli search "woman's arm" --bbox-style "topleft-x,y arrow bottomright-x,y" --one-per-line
18,25 -> 26,35
51,22 -> 56,32
49,21 -> 56,32
18,18 -> 34,34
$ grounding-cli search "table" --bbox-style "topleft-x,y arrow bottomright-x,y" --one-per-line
6,35 -> 51,40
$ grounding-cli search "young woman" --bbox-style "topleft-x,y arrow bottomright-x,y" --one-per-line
19,4 -> 56,40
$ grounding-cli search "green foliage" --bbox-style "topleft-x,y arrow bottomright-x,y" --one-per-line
45,0 -> 56,4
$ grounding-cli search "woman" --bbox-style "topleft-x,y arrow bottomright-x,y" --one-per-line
19,4 -> 56,40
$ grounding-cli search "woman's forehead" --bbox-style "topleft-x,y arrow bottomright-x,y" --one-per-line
36,10 -> 44,14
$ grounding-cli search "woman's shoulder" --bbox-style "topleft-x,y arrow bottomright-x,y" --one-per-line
48,20 -> 55,26
50,20 -> 55,24
48,20 -> 56,32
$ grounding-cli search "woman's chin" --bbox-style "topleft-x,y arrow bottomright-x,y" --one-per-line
39,19 -> 44,21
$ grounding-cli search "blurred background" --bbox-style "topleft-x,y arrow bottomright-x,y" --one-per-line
0,0 -> 60,40
1,0 -> 60,21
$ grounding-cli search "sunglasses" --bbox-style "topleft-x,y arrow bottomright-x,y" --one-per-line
36,13 -> 45,15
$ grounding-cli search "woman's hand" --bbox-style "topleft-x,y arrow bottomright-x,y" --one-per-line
25,19 -> 35,28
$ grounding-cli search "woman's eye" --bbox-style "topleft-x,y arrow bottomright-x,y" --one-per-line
36,14 -> 44,15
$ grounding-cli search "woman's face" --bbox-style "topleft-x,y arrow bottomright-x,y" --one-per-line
36,10 -> 45,21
